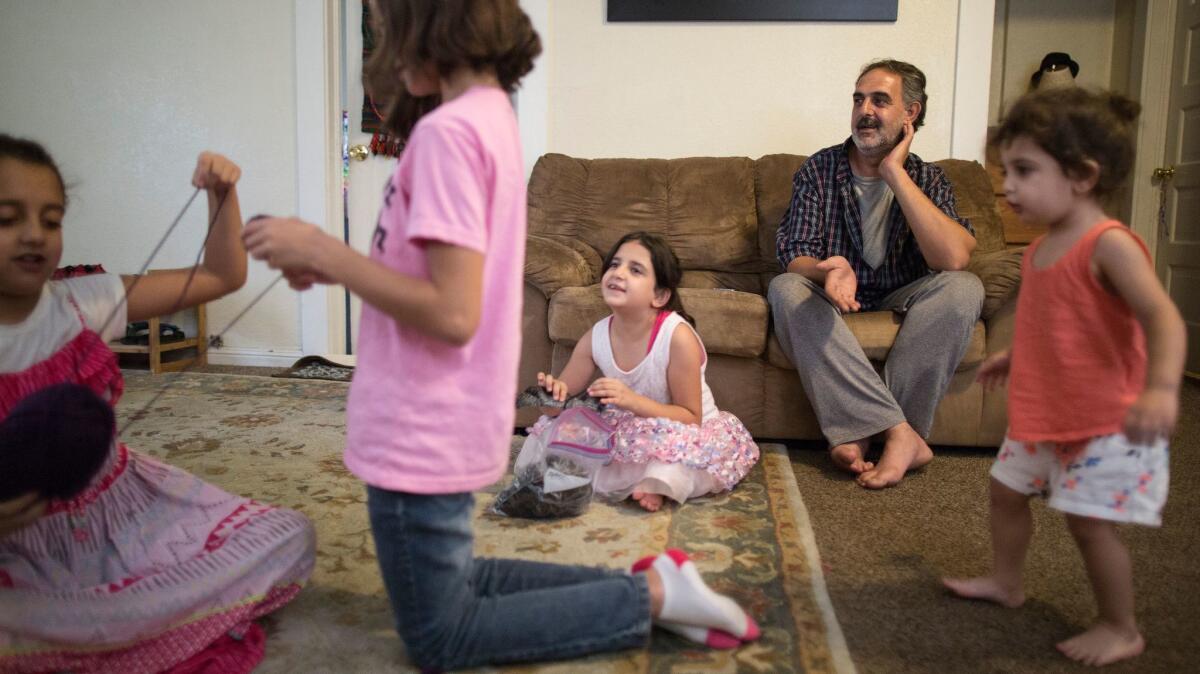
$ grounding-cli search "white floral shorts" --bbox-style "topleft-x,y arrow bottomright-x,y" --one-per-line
990,432 -> 1169,526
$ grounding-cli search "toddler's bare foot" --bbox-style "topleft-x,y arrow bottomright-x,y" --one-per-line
631,490 -> 665,512
941,576 -> 1025,608
857,423 -> 933,489
830,438 -> 873,474
1056,623 -> 1144,666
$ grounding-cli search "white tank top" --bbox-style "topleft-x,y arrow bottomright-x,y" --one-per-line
591,311 -> 718,423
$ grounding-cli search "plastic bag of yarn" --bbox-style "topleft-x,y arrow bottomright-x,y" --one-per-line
491,409 -> 615,519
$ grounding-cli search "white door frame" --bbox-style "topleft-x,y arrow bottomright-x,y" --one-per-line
294,0 -> 549,358
1129,0 -> 1176,257
294,0 -> 345,357
951,0 -> 996,163
518,0 -> 550,178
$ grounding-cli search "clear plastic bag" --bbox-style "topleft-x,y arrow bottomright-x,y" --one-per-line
491,408 -> 614,519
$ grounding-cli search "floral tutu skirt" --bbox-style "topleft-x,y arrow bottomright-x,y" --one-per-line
529,409 -> 758,504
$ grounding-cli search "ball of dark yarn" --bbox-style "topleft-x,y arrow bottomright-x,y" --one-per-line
0,383 -> 114,502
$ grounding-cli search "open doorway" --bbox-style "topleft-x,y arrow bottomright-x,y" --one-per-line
1153,1 -> 1199,377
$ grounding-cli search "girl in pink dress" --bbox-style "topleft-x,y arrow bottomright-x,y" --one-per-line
536,231 -> 760,512
0,135 -> 315,673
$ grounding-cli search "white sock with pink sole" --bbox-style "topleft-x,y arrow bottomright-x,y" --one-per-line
632,550 -> 760,646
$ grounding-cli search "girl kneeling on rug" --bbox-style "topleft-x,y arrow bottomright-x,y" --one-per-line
0,136 -> 315,673
535,231 -> 760,512
241,0 -> 759,668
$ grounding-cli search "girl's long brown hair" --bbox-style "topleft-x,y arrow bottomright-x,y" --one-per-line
364,0 -> 541,139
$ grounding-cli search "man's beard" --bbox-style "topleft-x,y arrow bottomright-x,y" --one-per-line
851,118 -> 901,157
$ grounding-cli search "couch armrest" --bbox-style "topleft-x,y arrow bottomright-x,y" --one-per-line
967,247 -> 1024,321
524,234 -> 602,297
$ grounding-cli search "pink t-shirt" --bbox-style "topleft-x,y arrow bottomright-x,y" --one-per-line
344,86 -> 526,494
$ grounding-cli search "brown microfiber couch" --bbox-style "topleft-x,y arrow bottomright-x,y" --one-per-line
517,153 -> 1023,446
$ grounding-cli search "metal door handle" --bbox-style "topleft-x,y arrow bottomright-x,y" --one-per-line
1153,166 -> 1176,182
349,144 -> 369,162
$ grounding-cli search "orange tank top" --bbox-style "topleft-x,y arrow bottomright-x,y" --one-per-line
1007,220 -> 1148,442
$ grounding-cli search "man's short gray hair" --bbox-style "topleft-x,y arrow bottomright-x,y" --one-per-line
857,59 -> 928,130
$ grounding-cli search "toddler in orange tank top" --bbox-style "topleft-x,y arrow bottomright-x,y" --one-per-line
940,87 -> 1187,667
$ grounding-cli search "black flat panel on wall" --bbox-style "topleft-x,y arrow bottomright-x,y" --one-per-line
608,0 -> 898,22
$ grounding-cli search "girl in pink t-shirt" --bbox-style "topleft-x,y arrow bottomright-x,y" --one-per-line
941,88 -> 1187,667
534,231 -> 759,512
243,1 -> 758,668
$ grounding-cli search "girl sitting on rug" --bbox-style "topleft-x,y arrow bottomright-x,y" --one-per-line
0,134 -> 315,674
535,231 -> 760,512
941,88 -> 1186,666
241,0 -> 759,667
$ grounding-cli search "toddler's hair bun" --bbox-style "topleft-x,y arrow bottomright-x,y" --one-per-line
1106,93 -> 1141,124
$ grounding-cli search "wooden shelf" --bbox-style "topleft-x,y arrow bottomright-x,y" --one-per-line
109,303 -> 207,374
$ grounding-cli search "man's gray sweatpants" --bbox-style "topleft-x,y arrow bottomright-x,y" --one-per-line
767,271 -> 984,446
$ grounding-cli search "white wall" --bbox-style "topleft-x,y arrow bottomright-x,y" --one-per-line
1,1 -> 997,362
518,0 -> 551,177
0,0 -> 303,363
541,0 -> 975,161
989,0 -> 1117,123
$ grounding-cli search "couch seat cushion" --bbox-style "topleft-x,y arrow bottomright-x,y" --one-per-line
765,313 -> 987,372
547,286 -> 768,359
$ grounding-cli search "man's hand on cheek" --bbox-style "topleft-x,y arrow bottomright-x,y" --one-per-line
881,120 -> 915,181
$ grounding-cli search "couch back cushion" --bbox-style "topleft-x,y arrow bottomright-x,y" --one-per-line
753,153 -> 810,267
528,154 -> 766,275
934,159 -> 1006,253
527,152 -> 1006,287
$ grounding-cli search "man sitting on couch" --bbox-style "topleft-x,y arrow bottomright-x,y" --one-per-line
768,59 -> 984,489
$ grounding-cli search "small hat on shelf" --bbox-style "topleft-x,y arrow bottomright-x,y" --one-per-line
1031,52 -> 1080,89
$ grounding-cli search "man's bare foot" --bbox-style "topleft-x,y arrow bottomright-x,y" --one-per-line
857,423 -> 933,489
1056,623 -> 1144,666
631,490 -> 665,512
830,438 -> 874,474
941,576 -> 1025,608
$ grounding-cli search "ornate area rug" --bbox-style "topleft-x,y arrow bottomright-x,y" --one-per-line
118,372 -> 854,673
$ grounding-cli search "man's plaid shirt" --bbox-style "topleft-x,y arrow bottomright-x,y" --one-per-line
775,139 -> 974,310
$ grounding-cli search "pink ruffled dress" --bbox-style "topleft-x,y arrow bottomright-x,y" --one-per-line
0,280 -> 315,674
530,312 -> 759,504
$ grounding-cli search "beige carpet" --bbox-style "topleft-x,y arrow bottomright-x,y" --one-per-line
117,371 -> 854,673
787,377 -> 1200,674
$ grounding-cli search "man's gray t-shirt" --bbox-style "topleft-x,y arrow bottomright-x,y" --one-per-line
852,175 -> 894,269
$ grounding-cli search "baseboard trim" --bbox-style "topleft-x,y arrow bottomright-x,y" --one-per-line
206,348 -> 304,368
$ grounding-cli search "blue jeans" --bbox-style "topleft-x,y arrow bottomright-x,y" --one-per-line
366,487 -> 652,671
